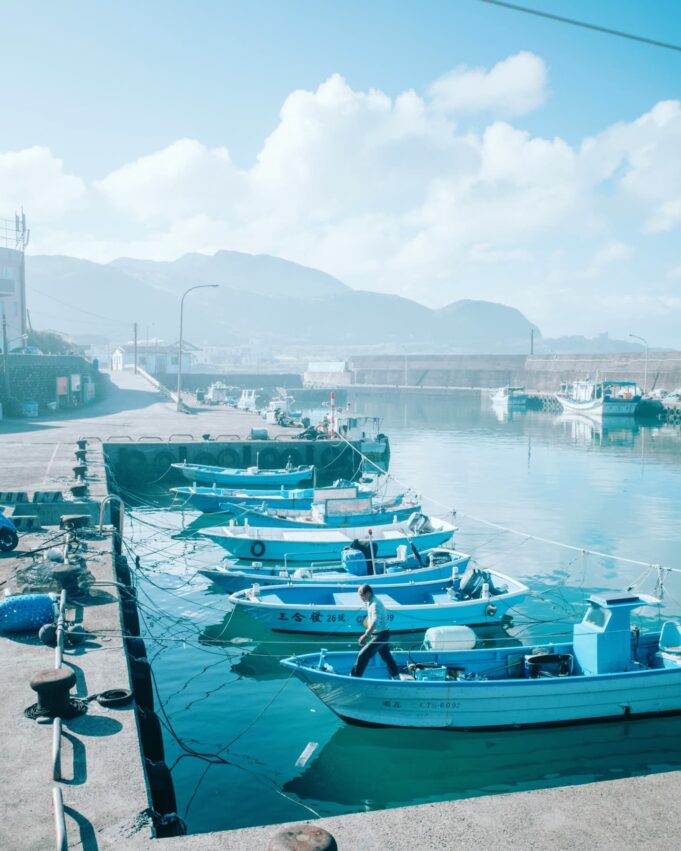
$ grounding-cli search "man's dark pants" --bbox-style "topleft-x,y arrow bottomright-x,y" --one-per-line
351,630 -> 399,677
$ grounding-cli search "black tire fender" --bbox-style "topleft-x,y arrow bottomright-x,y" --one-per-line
250,540 -> 266,558
97,688 -> 134,708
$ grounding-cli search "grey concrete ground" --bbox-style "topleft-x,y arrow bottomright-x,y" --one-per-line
2,367 -> 679,850
0,527 -> 150,851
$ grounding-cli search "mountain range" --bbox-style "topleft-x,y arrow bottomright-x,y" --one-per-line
25,250 -> 541,353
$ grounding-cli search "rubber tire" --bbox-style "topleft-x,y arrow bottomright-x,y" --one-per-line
258,448 -> 279,468
97,688 -> 134,708
151,451 -> 174,478
0,528 -> 19,552
217,448 -> 241,468
250,540 -> 266,558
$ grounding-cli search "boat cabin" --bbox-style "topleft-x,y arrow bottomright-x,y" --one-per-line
572,593 -> 658,675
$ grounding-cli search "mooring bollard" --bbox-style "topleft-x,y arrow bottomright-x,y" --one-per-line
74,449 -> 87,462
267,824 -> 338,851
52,565 -> 81,598
30,668 -> 77,718
72,464 -> 87,480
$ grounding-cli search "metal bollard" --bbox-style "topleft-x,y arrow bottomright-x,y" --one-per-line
267,824 -> 338,851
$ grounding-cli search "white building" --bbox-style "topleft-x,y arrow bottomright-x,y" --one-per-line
111,340 -> 198,375
303,361 -> 353,388
0,215 -> 28,352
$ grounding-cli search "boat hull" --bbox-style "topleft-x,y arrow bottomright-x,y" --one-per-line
202,526 -> 454,562
282,647 -> 681,729
556,397 -> 639,417
230,589 -> 522,634
200,555 -> 468,593
172,463 -> 314,487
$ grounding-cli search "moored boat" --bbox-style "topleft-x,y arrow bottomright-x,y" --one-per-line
555,380 -> 641,418
281,593 -> 679,729
229,564 -> 526,634
171,462 -> 314,488
491,386 -> 528,409
200,513 -> 456,563
171,481 -> 376,514
200,547 -> 470,593
216,495 -> 420,529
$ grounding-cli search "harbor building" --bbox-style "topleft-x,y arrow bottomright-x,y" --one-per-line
0,214 -> 28,352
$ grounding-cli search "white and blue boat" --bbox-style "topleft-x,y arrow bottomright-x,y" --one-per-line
281,593 -> 681,729
171,481 -> 378,514
229,564 -> 527,634
200,513 -> 456,563
219,496 -> 420,529
171,462 -> 314,488
200,547 -> 469,593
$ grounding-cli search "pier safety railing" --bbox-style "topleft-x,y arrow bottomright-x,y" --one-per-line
52,588 -> 68,850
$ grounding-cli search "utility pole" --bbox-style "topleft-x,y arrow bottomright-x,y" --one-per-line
133,322 -> 138,374
2,307 -> 10,400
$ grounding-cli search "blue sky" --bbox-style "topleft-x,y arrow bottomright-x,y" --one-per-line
1,1 -> 680,342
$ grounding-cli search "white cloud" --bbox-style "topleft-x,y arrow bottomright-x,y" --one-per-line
5,56 -> 681,343
0,146 -> 85,219
428,52 -> 548,117
94,139 -> 246,225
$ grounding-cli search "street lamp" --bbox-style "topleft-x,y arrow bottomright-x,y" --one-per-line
176,284 -> 219,411
629,333 -> 649,395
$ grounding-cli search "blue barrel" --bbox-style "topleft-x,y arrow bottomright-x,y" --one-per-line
0,593 -> 56,634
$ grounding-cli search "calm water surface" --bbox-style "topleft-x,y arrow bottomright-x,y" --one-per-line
126,394 -> 681,834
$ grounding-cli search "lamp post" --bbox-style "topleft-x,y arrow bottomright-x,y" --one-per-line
176,284 -> 219,411
629,333 -> 649,395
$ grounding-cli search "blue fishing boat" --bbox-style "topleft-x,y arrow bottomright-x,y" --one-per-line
171,481 -> 378,514
229,564 -> 526,634
219,496 -> 420,529
171,462 -> 314,488
200,514 -> 456,563
281,593 -> 681,729
200,547 -> 469,593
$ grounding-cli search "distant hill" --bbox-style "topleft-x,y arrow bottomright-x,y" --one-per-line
26,250 -> 541,352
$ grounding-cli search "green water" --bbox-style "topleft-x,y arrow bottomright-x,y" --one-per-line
125,394 -> 681,833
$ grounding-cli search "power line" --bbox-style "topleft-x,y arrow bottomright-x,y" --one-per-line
476,0 -> 681,53
30,286 -> 131,325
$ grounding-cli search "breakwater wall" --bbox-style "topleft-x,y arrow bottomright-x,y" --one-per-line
104,437 -> 366,487
156,372 -> 303,392
346,352 -> 681,392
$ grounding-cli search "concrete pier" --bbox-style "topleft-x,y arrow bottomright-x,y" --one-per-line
1,366 -> 680,850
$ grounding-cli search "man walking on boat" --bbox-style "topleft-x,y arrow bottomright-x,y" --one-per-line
351,584 -> 400,678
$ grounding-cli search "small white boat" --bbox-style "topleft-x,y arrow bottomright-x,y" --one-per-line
204,381 -> 230,404
282,593 -> 679,729
336,413 -> 389,459
229,564 -> 527,634
555,380 -> 641,418
491,386 -> 528,409
201,513 -> 456,563
236,389 -> 258,411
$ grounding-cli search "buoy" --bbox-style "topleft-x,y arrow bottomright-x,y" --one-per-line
423,626 -> 477,651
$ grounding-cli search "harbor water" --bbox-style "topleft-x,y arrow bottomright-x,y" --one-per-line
125,393 -> 681,834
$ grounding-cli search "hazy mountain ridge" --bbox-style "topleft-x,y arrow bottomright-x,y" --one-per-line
28,250 -> 544,351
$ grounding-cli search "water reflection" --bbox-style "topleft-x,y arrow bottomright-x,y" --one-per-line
284,715 -> 681,810
556,413 -> 639,446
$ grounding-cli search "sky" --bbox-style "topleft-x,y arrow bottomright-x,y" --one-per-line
1,0 -> 680,344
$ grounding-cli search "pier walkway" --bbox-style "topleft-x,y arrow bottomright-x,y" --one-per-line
1,368 -> 679,849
